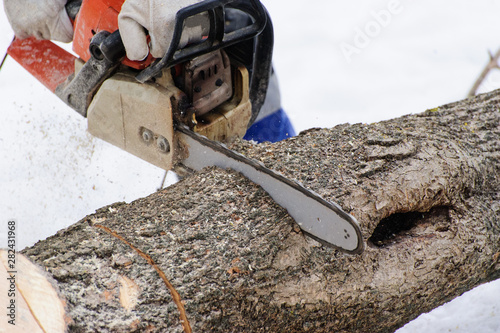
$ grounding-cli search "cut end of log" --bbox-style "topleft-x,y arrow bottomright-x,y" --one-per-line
0,250 -> 69,332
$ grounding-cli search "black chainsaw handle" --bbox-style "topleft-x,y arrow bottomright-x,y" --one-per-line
135,0 -> 268,83
82,0 -> 268,72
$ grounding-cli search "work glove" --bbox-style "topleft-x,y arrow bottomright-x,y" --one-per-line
118,0 -> 207,61
3,0 -> 73,43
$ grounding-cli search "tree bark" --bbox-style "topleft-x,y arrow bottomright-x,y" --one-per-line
21,90 -> 500,332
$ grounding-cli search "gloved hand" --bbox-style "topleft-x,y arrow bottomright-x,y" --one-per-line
118,0 -> 207,61
3,0 -> 73,43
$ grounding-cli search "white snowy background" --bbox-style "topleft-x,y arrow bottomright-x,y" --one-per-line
1,0 -> 499,331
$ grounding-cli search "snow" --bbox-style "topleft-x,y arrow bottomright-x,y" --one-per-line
399,279 -> 500,333
1,0 -> 499,331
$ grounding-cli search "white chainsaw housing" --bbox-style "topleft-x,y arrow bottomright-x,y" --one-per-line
85,62 -> 251,170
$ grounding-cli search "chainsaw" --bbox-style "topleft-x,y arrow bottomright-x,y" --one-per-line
7,0 -> 364,254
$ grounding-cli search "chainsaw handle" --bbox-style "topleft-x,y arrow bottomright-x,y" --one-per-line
70,0 -> 268,79
136,0 -> 268,83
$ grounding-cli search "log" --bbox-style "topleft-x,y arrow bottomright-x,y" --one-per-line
19,89 -> 500,332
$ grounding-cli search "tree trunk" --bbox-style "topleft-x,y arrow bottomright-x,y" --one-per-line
19,90 -> 500,332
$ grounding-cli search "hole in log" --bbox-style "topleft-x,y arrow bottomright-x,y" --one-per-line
368,206 -> 451,248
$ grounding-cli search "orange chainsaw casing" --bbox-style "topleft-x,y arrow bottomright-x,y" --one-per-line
7,0 -> 152,93
7,38 -> 76,92
72,0 -> 153,69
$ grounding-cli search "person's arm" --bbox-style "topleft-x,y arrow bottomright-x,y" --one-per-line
3,0 -> 73,42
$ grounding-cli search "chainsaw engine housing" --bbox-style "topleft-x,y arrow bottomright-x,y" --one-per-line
86,62 -> 251,170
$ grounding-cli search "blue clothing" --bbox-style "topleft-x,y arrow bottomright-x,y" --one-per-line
243,108 -> 296,143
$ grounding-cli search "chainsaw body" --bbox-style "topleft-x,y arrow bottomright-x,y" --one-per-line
8,0 -> 272,169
